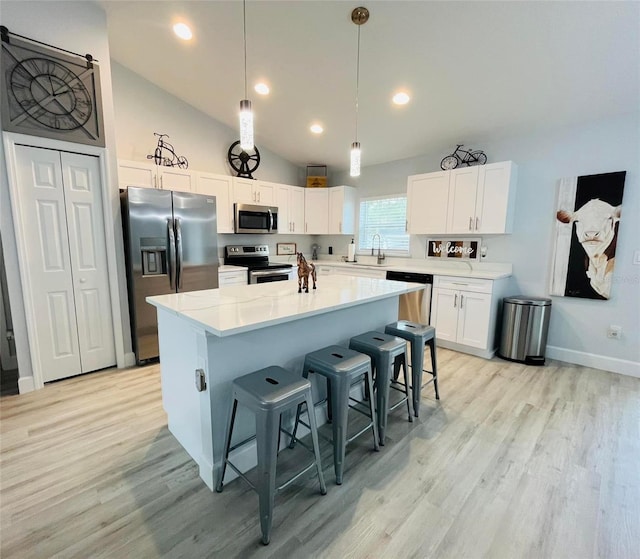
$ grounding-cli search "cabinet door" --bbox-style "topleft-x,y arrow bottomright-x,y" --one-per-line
447,166 -> 479,233
255,182 -> 275,205
277,185 -> 291,233
159,168 -> 193,192
431,287 -> 458,342
407,172 -> 449,234
329,186 -> 356,234
233,178 -> 256,203
475,161 -> 515,234
197,173 -> 234,233
456,291 -> 492,349
290,187 -> 305,234
118,160 -> 156,189
304,189 -> 329,234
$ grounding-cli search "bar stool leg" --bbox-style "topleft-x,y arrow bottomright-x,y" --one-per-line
255,409 -> 280,545
329,377 -> 350,484
410,341 -> 425,417
364,369 -> 380,452
429,339 -> 440,400
216,399 -> 238,492
305,392 -> 327,495
399,353 -> 413,422
375,355 -> 392,446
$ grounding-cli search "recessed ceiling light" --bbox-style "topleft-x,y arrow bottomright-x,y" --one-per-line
254,83 -> 270,95
392,92 -> 410,105
173,23 -> 193,41
310,124 -> 324,134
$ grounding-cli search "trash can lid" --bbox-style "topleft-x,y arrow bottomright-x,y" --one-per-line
504,296 -> 552,306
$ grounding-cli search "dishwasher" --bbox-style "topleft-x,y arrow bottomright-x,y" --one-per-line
385,270 -> 433,325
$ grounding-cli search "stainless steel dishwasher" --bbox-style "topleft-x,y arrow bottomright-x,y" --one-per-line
385,270 -> 433,325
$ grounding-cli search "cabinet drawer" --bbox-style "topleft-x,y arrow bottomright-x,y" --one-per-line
434,275 -> 493,293
219,271 -> 247,286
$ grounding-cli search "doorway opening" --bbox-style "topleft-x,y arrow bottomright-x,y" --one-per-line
0,234 -> 19,396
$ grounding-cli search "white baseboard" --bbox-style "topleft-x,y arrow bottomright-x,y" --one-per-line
18,375 -> 35,393
123,352 -> 136,368
436,339 -> 496,360
546,346 -> 640,378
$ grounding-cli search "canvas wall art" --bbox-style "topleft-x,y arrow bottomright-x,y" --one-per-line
550,171 -> 626,300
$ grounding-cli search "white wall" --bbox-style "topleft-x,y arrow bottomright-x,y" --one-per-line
334,113 -> 640,374
0,1 -> 133,390
111,62 -> 302,184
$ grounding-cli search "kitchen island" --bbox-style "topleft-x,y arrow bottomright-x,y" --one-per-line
147,275 -> 423,490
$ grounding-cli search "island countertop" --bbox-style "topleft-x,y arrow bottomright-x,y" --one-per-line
147,275 -> 423,338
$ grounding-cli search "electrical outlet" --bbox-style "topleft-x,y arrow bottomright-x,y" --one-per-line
607,325 -> 622,339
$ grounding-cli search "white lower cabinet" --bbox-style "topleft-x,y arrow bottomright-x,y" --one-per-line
218,269 -> 247,286
431,275 -> 510,358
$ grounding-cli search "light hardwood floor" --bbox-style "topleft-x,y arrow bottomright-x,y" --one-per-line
1,349 -> 639,558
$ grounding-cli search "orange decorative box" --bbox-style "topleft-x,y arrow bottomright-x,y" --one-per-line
306,165 -> 327,187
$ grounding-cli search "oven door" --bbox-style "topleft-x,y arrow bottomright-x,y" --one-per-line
234,203 -> 278,234
249,268 -> 291,284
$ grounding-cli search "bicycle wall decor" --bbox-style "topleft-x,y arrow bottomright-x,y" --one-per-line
440,144 -> 487,170
147,133 -> 189,169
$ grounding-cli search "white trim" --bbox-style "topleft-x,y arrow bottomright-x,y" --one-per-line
436,339 -> 496,360
18,375 -> 35,394
546,346 -> 640,378
124,352 -> 137,368
2,132 -> 128,389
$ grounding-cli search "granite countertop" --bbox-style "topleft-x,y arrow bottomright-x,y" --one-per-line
272,258 -> 512,280
146,275 -> 423,337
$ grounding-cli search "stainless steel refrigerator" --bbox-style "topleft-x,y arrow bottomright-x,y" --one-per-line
121,187 -> 219,364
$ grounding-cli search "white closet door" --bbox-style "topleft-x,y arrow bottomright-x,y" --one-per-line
61,152 -> 116,373
15,145 -> 81,381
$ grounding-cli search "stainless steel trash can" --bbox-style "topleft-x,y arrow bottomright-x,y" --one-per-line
498,296 -> 552,365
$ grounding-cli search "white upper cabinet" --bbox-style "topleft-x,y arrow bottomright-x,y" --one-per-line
233,178 -> 276,206
407,161 -> 517,235
328,186 -> 356,234
407,171 -> 450,234
276,184 -> 305,234
304,189 -> 329,234
117,159 -> 193,192
196,173 -> 234,234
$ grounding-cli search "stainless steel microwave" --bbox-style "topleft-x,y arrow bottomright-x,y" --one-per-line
234,203 -> 278,234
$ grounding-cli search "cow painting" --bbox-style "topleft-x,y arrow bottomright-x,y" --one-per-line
550,172 -> 626,300
556,199 -> 621,299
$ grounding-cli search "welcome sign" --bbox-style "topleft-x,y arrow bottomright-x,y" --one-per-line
427,239 -> 480,260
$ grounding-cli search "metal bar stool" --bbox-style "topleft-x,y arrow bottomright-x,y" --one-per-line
289,345 -> 379,485
385,320 -> 439,417
216,366 -> 326,545
349,331 -> 413,446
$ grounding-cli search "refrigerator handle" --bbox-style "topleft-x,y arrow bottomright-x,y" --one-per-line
168,218 -> 176,290
176,218 -> 184,290
268,209 -> 274,232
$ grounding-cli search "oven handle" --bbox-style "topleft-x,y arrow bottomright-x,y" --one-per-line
250,269 -> 291,277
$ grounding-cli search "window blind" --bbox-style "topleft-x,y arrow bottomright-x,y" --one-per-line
358,195 -> 409,253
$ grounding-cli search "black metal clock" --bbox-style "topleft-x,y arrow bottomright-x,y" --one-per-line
227,140 -> 261,179
0,28 -> 105,147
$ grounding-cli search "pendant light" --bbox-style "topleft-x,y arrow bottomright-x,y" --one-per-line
350,7 -> 369,178
239,0 -> 254,150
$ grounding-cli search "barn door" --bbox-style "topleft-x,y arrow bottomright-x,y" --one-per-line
14,145 -> 115,382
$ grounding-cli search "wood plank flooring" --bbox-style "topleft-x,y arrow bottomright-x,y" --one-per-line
1,350 -> 639,558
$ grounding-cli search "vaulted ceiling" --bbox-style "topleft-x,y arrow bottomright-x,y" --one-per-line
102,1 -> 639,171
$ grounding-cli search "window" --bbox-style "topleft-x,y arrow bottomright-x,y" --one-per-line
358,195 -> 409,254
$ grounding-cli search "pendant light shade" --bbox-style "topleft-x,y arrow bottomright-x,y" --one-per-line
350,7 -> 368,178
239,99 -> 254,150
350,141 -> 361,178
239,0 -> 254,150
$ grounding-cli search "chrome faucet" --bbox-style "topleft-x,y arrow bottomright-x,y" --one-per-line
371,234 -> 385,264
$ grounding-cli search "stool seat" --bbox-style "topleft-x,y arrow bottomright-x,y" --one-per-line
385,321 -> 439,416
349,331 -> 412,445
217,365 -> 326,545
290,345 -> 379,485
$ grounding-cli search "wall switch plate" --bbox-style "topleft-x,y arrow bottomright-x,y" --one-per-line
607,325 -> 622,339
195,368 -> 207,391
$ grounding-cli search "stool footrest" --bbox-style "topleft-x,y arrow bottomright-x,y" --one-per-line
347,422 -> 376,444
278,461 -> 318,492
229,434 -> 257,454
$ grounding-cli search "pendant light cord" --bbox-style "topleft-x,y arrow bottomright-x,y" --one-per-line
354,24 -> 361,142
243,0 -> 248,99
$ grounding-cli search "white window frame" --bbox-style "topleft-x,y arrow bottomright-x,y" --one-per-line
357,194 -> 410,256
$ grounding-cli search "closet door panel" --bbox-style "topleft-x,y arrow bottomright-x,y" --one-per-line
15,145 -> 82,381
61,152 -> 116,373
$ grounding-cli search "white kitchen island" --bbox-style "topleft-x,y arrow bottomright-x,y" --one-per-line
147,275 -> 423,490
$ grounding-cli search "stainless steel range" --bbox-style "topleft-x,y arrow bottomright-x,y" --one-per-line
224,245 -> 293,284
